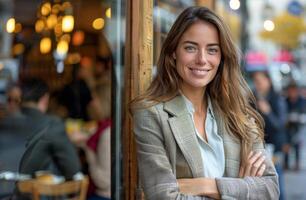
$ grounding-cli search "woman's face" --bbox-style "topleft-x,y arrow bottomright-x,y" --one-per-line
174,20 -> 221,92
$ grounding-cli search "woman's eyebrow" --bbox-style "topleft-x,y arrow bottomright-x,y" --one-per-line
207,43 -> 220,47
182,41 -> 220,47
182,41 -> 198,45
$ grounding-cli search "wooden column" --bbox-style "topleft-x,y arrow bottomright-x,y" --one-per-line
124,0 -> 153,199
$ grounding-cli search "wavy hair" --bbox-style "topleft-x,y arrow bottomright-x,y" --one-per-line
131,6 -> 264,165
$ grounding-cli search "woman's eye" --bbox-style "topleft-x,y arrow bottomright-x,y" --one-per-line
207,48 -> 219,54
184,46 -> 196,52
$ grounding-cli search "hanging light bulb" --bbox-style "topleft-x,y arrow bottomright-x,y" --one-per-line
106,8 -> 111,18
56,40 -> 69,56
41,2 -> 51,16
6,18 -> 15,33
14,23 -> 22,33
40,37 -> 52,54
35,19 -> 45,33
62,15 -> 74,32
47,14 -> 58,29
92,18 -> 105,30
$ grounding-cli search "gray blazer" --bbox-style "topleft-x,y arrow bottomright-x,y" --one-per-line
133,95 -> 279,200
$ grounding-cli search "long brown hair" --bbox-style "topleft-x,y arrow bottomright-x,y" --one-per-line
131,6 -> 264,165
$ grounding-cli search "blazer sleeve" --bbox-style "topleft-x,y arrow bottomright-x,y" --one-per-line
133,106 -> 213,200
215,138 -> 280,199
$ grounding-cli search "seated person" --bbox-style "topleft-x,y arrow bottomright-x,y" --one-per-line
18,78 -> 82,178
14,78 -> 82,199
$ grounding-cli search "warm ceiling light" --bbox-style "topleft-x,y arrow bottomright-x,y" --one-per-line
6,18 -> 15,33
47,14 -> 58,29
13,43 -> 25,55
56,40 -> 69,55
54,23 -> 62,36
72,30 -> 85,46
67,53 -> 81,64
92,18 -> 104,30
40,37 -> 52,54
35,19 -> 45,32
41,2 -> 51,16
60,34 -> 71,43
106,8 -> 111,19
62,1 -> 72,10
14,23 -> 22,33
62,15 -> 74,32
52,4 -> 61,14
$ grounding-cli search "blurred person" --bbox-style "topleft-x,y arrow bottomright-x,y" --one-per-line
0,84 -> 24,198
252,71 -> 288,200
94,56 -> 112,86
86,83 -> 111,200
68,83 -> 111,200
17,78 -> 82,177
5,83 -> 22,116
0,78 -> 80,199
131,6 -> 279,199
59,63 -> 93,121
11,78 -> 82,199
285,82 -> 306,171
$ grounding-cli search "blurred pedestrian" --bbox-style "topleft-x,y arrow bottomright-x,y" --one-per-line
285,81 -> 306,171
252,70 -> 288,200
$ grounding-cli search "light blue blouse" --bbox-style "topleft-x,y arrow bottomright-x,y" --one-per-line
182,95 -> 225,178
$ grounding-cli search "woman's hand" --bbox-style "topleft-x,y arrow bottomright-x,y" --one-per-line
239,151 -> 266,177
178,178 -> 220,199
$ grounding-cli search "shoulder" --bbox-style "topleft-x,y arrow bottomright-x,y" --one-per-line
44,114 -> 64,126
43,114 -> 66,138
132,101 -> 164,118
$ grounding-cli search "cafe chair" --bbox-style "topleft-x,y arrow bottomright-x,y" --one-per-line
17,176 -> 88,200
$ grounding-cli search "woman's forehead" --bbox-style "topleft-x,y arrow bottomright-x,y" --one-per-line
179,21 -> 220,45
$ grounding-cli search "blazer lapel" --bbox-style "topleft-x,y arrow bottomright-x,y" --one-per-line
164,95 -> 204,177
213,107 -> 241,177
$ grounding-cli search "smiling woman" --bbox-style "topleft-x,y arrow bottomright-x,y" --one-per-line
131,6 -> 279,200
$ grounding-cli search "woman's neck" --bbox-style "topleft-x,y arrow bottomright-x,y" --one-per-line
181,85 -> 207,113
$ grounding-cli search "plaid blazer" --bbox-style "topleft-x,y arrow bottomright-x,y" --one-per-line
133,95 -> 279,200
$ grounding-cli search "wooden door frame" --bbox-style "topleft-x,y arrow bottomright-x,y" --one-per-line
124,0 -> 153,199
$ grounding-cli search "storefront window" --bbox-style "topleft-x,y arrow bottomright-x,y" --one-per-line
153,0 -> 196,66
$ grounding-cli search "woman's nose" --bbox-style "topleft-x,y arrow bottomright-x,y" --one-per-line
196,50 -> 207,65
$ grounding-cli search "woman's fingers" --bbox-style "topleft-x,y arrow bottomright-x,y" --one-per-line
239,164 -> 245,178
243,151 -> 264,177
256,164 -> 266,177
250,154 -> 266,176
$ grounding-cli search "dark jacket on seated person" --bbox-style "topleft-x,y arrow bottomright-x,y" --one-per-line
19,106 -> 81,179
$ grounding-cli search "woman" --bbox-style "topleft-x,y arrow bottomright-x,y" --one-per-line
85,83 -> 111,200
132,6 -> 279,199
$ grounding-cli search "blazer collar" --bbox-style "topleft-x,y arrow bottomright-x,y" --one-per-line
163,95 -> 191,117
164,95 -> 205,177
